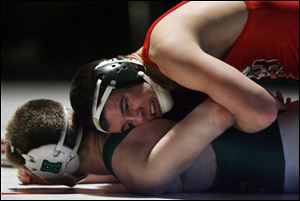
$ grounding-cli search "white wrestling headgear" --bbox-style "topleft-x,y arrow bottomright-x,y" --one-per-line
20,107 -> 83,185
92,57 -> 174,133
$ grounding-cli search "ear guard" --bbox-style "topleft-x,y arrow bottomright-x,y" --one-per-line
21,107 -> 83,186
92,57 -> 174,133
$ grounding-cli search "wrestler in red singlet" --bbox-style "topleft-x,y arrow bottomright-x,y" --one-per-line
142,1 -> 299,80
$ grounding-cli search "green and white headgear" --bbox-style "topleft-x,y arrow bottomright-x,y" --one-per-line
11,107 -> 83,186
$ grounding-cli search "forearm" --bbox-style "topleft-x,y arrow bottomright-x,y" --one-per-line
194,54 -> 278,133
18,167 -> 54,185
225,86 -> 278,133
148,99 -> 234,179
198,55 -> 278,133
154,46 -> 278,133
118,100 -> 234,194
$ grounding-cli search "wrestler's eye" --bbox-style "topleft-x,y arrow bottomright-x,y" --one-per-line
125,98 -> 130,112
127,121 -> 134,129
122,121 -> 134,132
121,96 -> 130,114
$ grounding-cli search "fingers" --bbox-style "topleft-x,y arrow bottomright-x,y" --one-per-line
17,167 -> 32,184
276,91 -> 284,103
1,139 -> 7,154
1,139 -> 7,144
275,91 -> 292,104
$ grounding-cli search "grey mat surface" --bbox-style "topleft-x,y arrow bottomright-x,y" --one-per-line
1,81 -> 299,200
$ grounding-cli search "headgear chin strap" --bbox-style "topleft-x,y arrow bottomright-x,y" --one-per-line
92,57 -> 174,133
137,71 -> 174,114
21,107 -> 83,186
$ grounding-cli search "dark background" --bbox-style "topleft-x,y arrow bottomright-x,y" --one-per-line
1,1 -> 298,86
1,1 -> 179,81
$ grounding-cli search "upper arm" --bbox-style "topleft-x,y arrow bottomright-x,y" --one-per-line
112,100 -> 234,194
112,119 -> 177,195
151,34 -> 277,133
148,1 -> 277,133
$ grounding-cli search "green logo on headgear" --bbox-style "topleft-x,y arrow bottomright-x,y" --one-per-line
41,160 -> 62,173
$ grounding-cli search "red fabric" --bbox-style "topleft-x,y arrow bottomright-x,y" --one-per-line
142,1 -> 299,79
224,1 -> 299,79
142,1 -> 189,65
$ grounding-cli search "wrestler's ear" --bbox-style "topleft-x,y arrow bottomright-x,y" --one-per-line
124,53 -> 144,65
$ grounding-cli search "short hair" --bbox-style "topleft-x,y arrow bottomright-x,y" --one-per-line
5,99 -> 80,168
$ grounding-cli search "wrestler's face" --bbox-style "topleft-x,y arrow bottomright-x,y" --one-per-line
102,82 -> 163,133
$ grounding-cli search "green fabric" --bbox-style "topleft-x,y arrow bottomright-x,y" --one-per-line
102,131 -> 131,177
209,120 -> 285,193
101,120 -> 285,193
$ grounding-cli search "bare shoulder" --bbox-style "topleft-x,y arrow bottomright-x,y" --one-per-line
121,118 -> 174,147
152,1 -> 247,35
110,119 -> 175,192
113,119 -> 175,162
150,1 -> 247,61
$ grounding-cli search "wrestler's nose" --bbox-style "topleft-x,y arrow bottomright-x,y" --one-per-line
126,108 -> 145,125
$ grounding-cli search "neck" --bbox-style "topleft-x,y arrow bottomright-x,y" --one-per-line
75,130 -> 110,176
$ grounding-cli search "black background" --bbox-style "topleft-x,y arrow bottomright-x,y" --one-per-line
1,1 -> 179,81
1,1 -> 298,86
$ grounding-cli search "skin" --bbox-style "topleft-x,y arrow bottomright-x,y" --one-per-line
112,99 -> 234,194
103,82 -> 162,133
4,1 -> 298,194
14,116 -> 124,190
138,1 -> 295,133
13,99 -> 235,195
100,1 -> 297,134
12,95 -> 296,195
102,53 -> 285,134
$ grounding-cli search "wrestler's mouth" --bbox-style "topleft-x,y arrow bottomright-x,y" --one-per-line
150,100 -> 156,116
149,98 -> 162,118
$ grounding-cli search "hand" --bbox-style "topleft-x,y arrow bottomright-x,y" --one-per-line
273,91 -> 292,111
17,167 -> 32,184
18,167 -> 52,185
1,139 -> 8,154
1,139 -> 13,167
275,91 -> 291,105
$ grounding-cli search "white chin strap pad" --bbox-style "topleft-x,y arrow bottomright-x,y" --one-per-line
153,84 -> 174,114
137,71 -> 174,114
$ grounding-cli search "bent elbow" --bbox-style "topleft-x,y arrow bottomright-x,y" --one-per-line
244,108 -> 278,133
237,103 -> 278,133
256,108 -> 278,131
244,92 -> 279,133
255,93 -> 278,131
